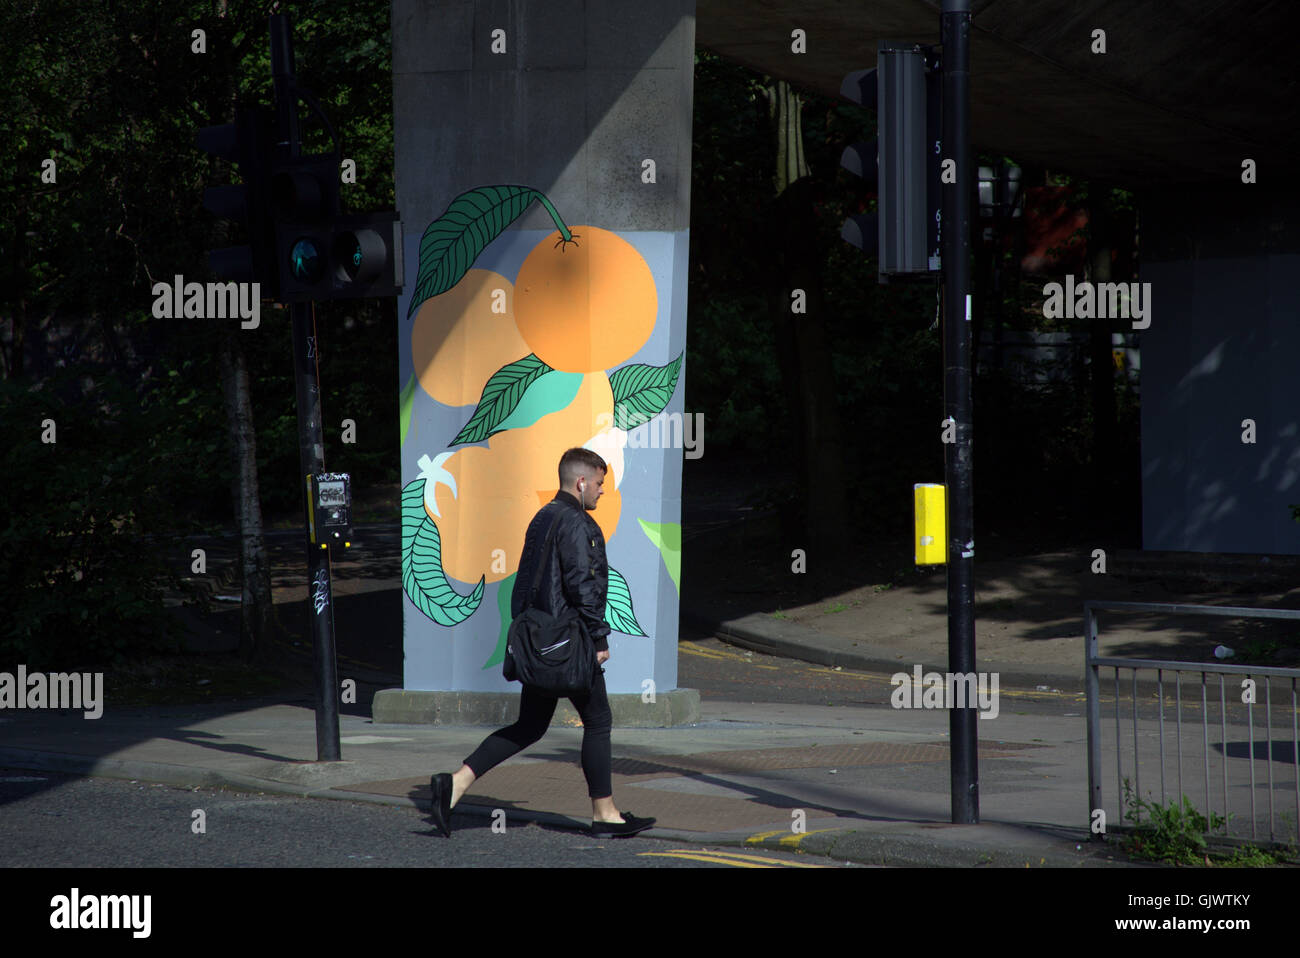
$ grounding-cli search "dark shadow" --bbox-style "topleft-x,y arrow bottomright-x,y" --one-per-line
0,526 -> 408,807
152,727 -> 303,765
1218,740 -> 1298,765
400,743 -> 963,830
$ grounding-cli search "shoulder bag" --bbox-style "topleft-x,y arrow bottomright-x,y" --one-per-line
502,508 -> 597,696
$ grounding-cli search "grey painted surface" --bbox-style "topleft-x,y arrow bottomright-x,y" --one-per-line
1141,190 -> 1300,554
1141,252 -> 1300,553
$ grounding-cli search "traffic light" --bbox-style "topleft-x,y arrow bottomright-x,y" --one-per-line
839,42 -> 942,280
269,152 -> 404,302
195,106 -> 277,293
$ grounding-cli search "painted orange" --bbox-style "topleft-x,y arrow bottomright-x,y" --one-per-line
513,226 -> 657,373
428,371 -> 621,584
410,269 -> 530,407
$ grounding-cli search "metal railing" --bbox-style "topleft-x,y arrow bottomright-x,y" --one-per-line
1085,600 -> 1300,845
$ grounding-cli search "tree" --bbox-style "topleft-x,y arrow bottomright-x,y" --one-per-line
761,78 -> 850,559
688,50 -> 944,546
0,0 -> 397,664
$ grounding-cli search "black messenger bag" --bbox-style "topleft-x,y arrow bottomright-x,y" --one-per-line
502,509 -> 597,696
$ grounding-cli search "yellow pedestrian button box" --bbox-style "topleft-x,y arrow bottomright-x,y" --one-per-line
914,483 -> 946,565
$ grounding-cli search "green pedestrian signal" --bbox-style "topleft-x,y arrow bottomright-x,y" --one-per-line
290,238 -> 325,283
269,153 -> 403,301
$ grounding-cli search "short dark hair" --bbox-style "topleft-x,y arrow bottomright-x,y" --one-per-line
559,447 -> 607,488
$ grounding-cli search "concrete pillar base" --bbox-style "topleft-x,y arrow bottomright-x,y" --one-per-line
372,688 -> 701,728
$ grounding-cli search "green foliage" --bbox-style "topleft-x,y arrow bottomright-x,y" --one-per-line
450,355 -> 553,446
686,53 -> 785,452
400,479 -> 484,626
408,186 -> 569,316
0,368 -> 190,669
1121,780 -> 1293,866
685,296 -> 781,448
604,568 -> 647,637
1236,638 -> 1280,664
1,0 -> 402,328
1218,845 -> 1284,867
0,1 -> 401,671
610,354 -> 684,424
1121,779 -> 1228,866
142,351 -> 237,526
1,0 -> 399,511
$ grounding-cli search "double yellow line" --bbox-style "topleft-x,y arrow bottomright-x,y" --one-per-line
680,640 -> 780,670
638,848 -> 826,868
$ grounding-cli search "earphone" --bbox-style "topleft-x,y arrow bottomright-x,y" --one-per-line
578,479 -> 586,508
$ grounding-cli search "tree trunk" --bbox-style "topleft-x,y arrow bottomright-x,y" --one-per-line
218,329 -> 276,663
1087,192 -> 1118,522
5,205 -> 29,381
763,80 -> 850,564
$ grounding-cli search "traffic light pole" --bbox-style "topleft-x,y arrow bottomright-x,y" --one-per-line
290,303 -> 341,762
273,14 -> 341,762
941,0 -> 977,824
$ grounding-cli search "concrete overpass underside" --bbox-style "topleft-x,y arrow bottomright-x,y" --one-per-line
697,0 -> 1300,186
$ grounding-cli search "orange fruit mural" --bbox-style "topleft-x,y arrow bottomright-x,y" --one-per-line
402,187 -> 667,641
429,371 -> 622,585
410,268 -> 528,407
513,226 -> 657,373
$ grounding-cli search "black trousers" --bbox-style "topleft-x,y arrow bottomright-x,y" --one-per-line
463,667 -> 613,799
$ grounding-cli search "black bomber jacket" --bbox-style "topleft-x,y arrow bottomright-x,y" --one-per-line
510,490 -> 611,653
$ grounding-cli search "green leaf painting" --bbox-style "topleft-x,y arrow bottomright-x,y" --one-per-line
406,185 -> 574,318
399,372 -> 416,447
637,519 -> 681,594
401,478 -> 484,626
609,352 -> 683,426
604,566 -> 647,637
493,370 -> 582,433
449,354 -> 553,446
484,571 -> 517,669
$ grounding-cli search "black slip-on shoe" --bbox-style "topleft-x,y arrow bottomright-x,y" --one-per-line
590,812 -> 656,838
429,773 -> 453,837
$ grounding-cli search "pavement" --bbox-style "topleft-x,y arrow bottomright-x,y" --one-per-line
4,522 -> 1299,868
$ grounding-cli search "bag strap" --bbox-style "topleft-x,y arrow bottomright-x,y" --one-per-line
522,507 -> 565,611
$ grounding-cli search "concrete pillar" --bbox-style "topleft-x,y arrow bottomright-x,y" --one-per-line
375,0 -> 700,726
1141,187 -> 1300,554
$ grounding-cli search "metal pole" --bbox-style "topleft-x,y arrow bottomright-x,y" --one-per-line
941,0 -> 977,824
272,13 -> 341,762
1085,605 -> 1103,839
291,305 -> 340,762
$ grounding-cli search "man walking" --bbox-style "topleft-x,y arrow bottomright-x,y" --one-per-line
428,447 -> 655,838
